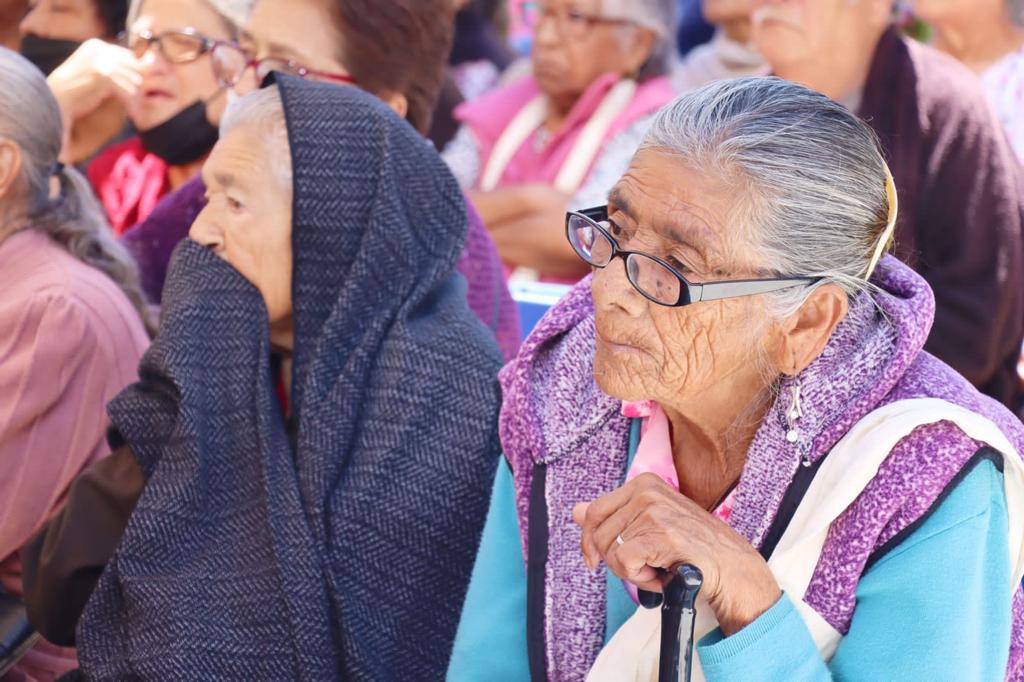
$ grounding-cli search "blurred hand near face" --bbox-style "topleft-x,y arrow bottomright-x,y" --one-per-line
48,38 -> 141,122
47,38 -> 139,161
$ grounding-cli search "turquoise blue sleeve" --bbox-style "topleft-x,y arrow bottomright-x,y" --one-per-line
447,461 -> 530,682
697,459 -> 1012,681
605,418 -> 645,642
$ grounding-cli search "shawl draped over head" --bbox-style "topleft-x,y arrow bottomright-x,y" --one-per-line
76,76 -> 504,680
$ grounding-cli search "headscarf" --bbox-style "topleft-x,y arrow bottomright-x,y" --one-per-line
76,76 -> 504,680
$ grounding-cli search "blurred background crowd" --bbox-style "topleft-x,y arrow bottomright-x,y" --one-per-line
1,0 -> 1023,680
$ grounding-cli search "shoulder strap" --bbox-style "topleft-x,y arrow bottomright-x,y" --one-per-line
553,79 -> 638,194
526,463 -> 549,682
770,398 -> 1024,602
479,96 -> 548,192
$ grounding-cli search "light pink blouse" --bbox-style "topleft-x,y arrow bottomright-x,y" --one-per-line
0,229 -> 149,681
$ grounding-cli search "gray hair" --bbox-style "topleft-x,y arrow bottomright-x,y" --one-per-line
128,0 -> 254,33
0,48 -> 154,334
602,0 -> 679,78
220,85 -> 292,189
1010,0 -> 1024,26
640,77 -> 892,319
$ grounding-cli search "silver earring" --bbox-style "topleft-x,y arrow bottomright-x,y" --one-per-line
785,382 -> 802,445
785,379 -> 813,467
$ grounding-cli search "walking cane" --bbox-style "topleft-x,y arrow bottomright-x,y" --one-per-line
639,564 -> 704,682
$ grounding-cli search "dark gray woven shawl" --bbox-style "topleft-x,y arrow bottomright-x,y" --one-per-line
76,77 -> 504,680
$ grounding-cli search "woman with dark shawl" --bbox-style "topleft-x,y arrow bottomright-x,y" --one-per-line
34,76 -> 504,680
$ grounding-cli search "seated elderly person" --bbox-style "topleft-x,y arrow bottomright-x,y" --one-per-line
63,0 -> 248,231
23,79 -> 504,680
673,0 -> 766,92
751,0 -> 1024,410
909,0 -> 1024,161
449,78 -> 1024,681
443,0 -> 678,281
0,48 -> 150,681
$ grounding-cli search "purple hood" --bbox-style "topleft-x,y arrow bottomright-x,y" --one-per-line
499,255 -> 1024,680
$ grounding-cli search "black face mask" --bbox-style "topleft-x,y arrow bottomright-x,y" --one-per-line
138,99 -> 220,166
20,34 -> 81,76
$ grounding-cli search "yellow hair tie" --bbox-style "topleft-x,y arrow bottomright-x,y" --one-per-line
866,163 -> 899,279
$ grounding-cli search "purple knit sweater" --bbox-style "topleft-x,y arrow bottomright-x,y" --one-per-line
499,255 -> 1024,680
120,176 -> 521,361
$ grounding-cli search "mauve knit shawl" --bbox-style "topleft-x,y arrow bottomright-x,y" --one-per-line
76,77 -> 503,681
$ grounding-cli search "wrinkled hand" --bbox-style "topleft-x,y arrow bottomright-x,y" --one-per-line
48,39 -> 141,123
572,473 -> 781,635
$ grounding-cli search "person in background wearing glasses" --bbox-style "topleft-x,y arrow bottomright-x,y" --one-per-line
441,0 -> 678,282
0,48 -> 150,682
47,0 -> 250,234
449,78 -> 1024,681
119,0 -> 520,360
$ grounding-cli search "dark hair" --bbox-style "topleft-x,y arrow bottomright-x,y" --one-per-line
94,0 -> 129,38
329,0 -> 455,135
469,0 -> 508,35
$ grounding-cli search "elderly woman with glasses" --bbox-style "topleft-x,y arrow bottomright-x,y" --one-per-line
41,0 -> 250,233
449,77 -> 1024,681
442,0 -> 678,282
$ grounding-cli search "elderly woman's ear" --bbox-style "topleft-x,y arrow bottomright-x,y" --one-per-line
770,283 -> 849,376
620,27 -> 658,75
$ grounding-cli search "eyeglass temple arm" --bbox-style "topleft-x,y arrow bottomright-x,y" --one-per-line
578,206 -> 609,222
692,278 -> 816,303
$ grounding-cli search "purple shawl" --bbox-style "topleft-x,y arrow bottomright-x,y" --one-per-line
120,176 -> 521,361
499,255 -> 1024,680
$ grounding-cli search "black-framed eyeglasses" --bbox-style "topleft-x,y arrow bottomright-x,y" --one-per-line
125,28 -> 216,64
566,206 -> 819,307
209,41 -> 357,89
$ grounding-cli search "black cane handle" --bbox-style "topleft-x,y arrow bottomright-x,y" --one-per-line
658,564 -> 703,682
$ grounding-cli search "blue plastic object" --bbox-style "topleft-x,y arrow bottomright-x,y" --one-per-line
510,280 -> 573,340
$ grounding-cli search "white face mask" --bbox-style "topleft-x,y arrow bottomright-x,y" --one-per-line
227,87 -> 242,108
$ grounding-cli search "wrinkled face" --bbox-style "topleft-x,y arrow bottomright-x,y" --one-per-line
190,123 -> 294,334
127,0 -> 232,130
591,150 -> 773,406
702,0 -> 754,24
750,0 -> 860,69
20,0 -> 105,40
233,0 -> 350,95
531,0 -> 654,105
